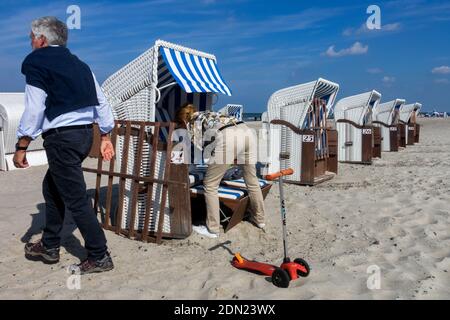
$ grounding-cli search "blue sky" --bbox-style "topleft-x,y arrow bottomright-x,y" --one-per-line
1,0 -> 449,112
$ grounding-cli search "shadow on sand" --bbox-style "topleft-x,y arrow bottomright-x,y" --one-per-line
21,203 -> 88,261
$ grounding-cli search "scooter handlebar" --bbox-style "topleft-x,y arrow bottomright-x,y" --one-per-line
264,168 -> 294,181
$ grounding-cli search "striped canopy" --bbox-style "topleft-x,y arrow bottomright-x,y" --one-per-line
160,47 -> 232,96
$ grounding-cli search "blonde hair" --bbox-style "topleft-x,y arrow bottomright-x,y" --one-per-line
175,103 -> 197,128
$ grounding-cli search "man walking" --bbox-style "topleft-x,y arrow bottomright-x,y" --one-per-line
13,16 -> 115,274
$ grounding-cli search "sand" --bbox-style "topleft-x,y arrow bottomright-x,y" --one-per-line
0,118 -> 449,300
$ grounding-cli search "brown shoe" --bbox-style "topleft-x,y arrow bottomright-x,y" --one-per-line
68,253 -> 114,275
25,241 -> 60,264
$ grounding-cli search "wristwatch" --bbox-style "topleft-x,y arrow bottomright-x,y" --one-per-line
15,142 -> 28,151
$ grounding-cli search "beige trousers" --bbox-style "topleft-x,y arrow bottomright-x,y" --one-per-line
203,124 -> 265,234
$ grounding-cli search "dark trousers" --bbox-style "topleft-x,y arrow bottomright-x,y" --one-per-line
41,127 -> 107,260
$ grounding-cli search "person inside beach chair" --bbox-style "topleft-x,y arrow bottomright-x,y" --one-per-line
174,103 -> 267,238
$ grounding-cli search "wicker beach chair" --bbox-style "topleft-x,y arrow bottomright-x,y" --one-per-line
0,93 -> 47,171
372,99 -> 406,152
264,78 -> 339,185
399,103 -> 422,145
334,90 -> 381,164
91,40 -> 270,241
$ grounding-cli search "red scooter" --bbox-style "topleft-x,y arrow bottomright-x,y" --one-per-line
232,168 -> 310,288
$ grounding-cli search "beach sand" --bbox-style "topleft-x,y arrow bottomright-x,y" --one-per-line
0,118 -> 449,300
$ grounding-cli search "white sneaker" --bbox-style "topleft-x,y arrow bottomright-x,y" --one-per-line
193,225 -> 219,238
249,217 -> 266,229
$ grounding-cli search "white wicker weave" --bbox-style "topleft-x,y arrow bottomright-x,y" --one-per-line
334,90 -> 381,162
0,93 -> 47,171
101,40 -> 224,235
414,103 -> 422,117
399,103 -> 420,123
373,99 -> 406,151
265,78 -> 339,182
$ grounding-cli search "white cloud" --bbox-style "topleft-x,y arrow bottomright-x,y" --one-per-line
324,42 -> 368,57
435,78 -> 450,84
343,23 -> 401,36
382,76 -> 396,84
367,68 -> 383,74
432,66 -> 450,74
383,23 -> 402,31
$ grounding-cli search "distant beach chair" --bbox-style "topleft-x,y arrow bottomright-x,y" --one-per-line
372,99 -> 406,152
333,90 -> 382,164
264,78 -> 340,185
85,40 -> 270,242
399,103 -> 422,145
0,93 -> 47,171
218,104 -> 243,121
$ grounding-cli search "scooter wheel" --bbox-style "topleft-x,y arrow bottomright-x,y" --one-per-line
294,258 -> 310,277
272,267 -> 290,288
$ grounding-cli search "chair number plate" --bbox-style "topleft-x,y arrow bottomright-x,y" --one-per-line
390,127 -> 397,131
171,151 -> 184,164
363,129 -> 372,135
303,135 -> 314,143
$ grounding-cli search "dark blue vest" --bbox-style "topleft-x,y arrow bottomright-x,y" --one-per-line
21,46 -> 99,121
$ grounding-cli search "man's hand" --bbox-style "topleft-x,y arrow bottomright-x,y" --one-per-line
14,137 -> 31,168
13,150 -> 29,168
100,134 -> 115,161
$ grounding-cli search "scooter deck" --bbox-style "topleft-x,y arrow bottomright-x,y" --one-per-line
232,256 -> 277,277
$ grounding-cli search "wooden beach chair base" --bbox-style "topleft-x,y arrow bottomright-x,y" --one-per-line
336,120 -> 373,165
398,123 -> 407,148
327,129 -> 338,174
302,171 -> 335,186
83,120 -> 192,245
190,183 -> 272,233
414,124 -> 420,143
373,121 -> 399,152
372,127 -> 382,158
390,128 -> 399,152
407,124 -> 415,145
270,116 -> 336,186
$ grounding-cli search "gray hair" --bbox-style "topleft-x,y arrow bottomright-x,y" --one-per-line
31,16 -> 68,47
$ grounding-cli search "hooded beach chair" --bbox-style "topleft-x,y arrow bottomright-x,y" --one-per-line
264,78 -> 340,185
372,99 -> 406,152
217,104 -> 243,121
89,40 -> 270,242
399,103 -> 421,146
0,93 -> 47,171
334,90 -> 381,164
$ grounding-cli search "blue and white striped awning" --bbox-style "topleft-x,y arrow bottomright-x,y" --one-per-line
160,47 -> 232,96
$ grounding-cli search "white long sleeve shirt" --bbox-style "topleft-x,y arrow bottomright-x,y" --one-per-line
17,73 -> 115,139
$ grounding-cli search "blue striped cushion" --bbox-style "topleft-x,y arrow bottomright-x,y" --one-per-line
221,179 -> 269,189
190,185 -> 247,200
155,107 -> 171,142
